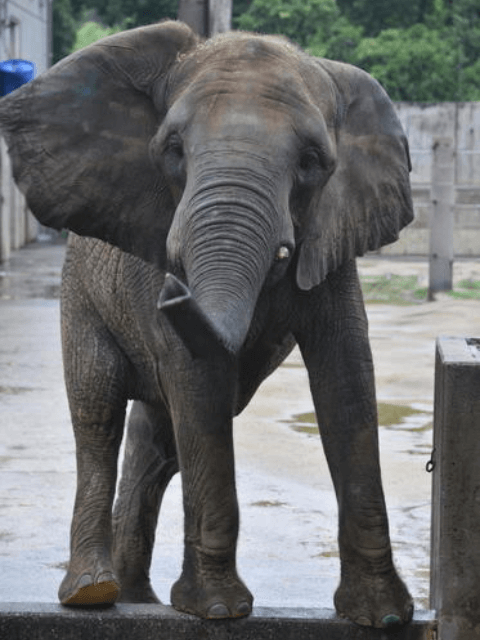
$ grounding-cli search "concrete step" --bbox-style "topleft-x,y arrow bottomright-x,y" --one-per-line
0,604 -> 436,639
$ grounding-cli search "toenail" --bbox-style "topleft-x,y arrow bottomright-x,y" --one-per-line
207,603 -> 229,618
236,601 -> 251,616
382,614 -> 401,626
78,575 -> 93,588
355,616 -> 372,626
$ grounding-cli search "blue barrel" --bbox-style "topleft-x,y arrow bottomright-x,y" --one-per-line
0,59 -> 36,96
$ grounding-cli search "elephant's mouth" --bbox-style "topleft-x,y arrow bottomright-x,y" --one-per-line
158,273 -> 236,358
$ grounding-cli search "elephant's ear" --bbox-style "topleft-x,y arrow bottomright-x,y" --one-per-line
296,58 -> 413,290
0,21 -> 197,266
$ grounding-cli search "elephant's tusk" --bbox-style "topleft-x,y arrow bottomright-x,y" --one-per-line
276,246 -> 290,261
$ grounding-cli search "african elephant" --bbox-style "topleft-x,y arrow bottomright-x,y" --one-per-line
0,21 -> 414,628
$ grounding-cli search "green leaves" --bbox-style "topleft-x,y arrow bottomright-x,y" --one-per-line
51,0 -> 480,102
236,0 -> 340,47
355,24 -> 458,101
235,0 -> 480,101
52,0 -> 77,63
72,21 -> 126,52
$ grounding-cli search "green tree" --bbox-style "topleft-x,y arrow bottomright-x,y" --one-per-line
71,20 -> 125,51
355,23 -> 458,100
70,0 -> 177,29
337,0 -> 435,36
308,15 -> 363,63
232,0 -> 252,26
52,0 -> 77,63
461,59 -> 480,100
236,0 -> 340,47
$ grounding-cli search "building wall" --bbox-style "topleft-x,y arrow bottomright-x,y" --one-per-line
381,102 -> 480,256
0,0 -> 50,262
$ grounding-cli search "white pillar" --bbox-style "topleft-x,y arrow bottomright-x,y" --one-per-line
209,0 -> 232,35
428,137 -> 455,299
0,137 -> 12,262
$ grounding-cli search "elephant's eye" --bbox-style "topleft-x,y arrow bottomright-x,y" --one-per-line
164,134 -> 184,161
297,138 -> 336,190
162,134 -> 186,188
299,149 -> 320,172
297,148 -> 323,186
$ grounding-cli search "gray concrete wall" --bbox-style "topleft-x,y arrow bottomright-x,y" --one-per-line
382,102 -> 480,257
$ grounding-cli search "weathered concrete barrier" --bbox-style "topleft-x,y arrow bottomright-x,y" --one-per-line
430,337 -> 480,640
0,604 -> 435,640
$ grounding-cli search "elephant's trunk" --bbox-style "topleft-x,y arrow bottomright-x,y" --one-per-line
157,273 -> 233,358
160,163 -> 292,357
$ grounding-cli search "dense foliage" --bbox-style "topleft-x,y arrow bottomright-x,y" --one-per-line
52,0 -> 480,101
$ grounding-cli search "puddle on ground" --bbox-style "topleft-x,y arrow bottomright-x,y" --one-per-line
377,403 -> 430,429
0,386 -> 33,395
0,531 -> 15,543
47,560 -> 69,571
284,403 -> 432,435
315,550 -> 339,558
250,500 -> 288,508
284,412 -> 318,435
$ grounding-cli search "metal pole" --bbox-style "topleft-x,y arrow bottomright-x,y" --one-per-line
428,137 -> 455,300
177,0 -> 208,37
209,0 -> 231,35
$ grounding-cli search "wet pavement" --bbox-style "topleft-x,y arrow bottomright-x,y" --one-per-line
0,240 -> 479,612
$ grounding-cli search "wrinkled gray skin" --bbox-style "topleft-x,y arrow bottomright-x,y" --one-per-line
0,21 -> 414,628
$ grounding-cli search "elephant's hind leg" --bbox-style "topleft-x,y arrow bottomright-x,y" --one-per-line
113,401 -> 178,603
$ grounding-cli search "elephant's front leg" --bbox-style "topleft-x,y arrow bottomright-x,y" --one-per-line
59,304 -> 129,607
167,357 -> 252,619
59,408 -> 125,606
296,261 -> 413,629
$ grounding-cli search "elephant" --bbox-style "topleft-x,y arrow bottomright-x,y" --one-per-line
0,21 -> 414,628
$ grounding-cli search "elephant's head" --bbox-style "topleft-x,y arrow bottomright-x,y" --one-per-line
0,21 -> 412,356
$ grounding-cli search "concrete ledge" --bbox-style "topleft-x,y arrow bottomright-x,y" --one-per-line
0,604 -> 436,639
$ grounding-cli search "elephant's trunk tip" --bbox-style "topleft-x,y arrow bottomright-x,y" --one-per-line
157,272 -> 191,311
158,273 -> 234,359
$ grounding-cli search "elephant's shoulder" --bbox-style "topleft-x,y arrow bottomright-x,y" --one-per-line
64,234 -> 163,311
66,234 -> 162,281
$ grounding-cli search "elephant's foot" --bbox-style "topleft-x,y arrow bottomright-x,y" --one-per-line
59,563 -> 120,607
117,579 -> 161,604
171,550 -> 252,619
334,564 -> 413,628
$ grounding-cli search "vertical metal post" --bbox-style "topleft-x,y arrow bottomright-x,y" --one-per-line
177,0 -> 208,37
209,0 -> 232,35
431,337 -> 480,639
178,0 -> 232,37
428,137 -> 455,299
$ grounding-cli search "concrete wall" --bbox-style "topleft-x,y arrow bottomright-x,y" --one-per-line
382,102 -> 480,256
0,0 -> 50,262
